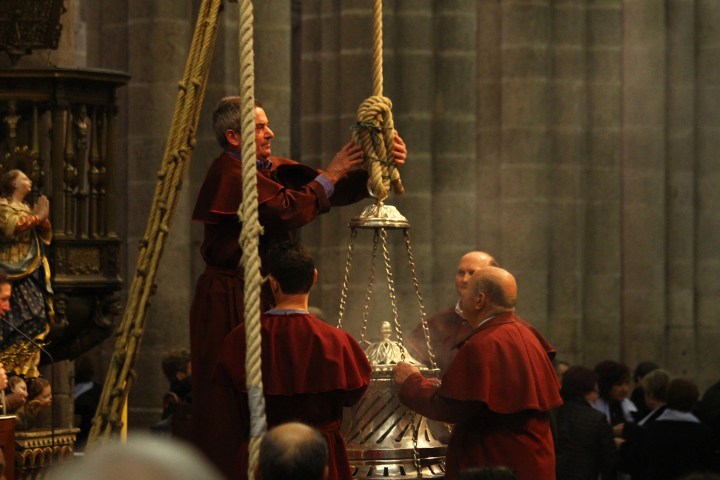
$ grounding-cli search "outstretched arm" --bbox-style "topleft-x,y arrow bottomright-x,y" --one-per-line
393,362 -> 484,424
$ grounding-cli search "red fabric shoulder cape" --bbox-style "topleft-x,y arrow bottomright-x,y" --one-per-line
192,153 -> 320,223
215,313 -> 372,395
440,312 -> 562,414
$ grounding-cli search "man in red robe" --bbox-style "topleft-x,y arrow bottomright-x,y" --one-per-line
393,266 -> 563,480
190,97 -> 405,475
214,241 -> 372,480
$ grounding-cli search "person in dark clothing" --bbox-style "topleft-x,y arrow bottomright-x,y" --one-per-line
73,356 -> 103,450
593,360 -> 637,441
696,377 -> 720,443
160,348 -> 192,417
152,349 -> 192,437
633,378 -> 720,480
630,361 -> 659,421
555,365 -> 617,480
618,368 -> 672,476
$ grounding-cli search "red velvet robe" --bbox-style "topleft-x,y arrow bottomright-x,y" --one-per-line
406,307 -> 472,373
189,152 -> 368,476
215,312 -> 372,480
399,312 -> 563,480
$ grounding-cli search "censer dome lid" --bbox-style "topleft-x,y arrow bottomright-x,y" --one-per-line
364,321 -> 435,374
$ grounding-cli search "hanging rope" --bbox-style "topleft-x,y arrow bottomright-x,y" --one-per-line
237,1 -> 266,478
353,0 -> 403,201
87,0 -> 223,446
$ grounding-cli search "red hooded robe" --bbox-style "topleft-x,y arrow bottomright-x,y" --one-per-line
215,312 -> 372,480
399,312 -> 562,480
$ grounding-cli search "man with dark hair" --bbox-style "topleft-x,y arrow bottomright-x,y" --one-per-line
257,422 -> 329,480
151,349 -> 192,437
215,241 -> 372,480
393,266 -> 562,480
190,97 -> 406,474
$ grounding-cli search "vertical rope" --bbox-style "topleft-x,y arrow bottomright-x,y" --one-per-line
372,0 -> 383,97
237,1 -> 266,479
355,0 -> 404,201
88,0 -> 223,446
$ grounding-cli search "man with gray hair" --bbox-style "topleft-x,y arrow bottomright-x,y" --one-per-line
190,98 -> 407,475
393,266 -> 562,480
257,422 -> 329,480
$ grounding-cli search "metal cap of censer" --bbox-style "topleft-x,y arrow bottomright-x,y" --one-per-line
350,202 -> 410,230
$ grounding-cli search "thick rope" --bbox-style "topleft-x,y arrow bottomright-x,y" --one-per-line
237,1 -> 266,478
87,0 -> 223,446
355,0 -> 403,201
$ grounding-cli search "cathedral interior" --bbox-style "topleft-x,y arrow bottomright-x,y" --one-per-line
0,0 -> 718,466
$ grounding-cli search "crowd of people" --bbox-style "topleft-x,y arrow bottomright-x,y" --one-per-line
553,358 -> 720,480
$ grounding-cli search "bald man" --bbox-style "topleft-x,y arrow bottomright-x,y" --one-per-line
406,251 -> 497,373
257,423 -> 329,480
394,266 -> 562,480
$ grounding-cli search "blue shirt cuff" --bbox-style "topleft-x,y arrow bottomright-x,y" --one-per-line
314,175 -> 335,198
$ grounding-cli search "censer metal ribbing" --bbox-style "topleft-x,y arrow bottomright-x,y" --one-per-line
338,202 -> 446,479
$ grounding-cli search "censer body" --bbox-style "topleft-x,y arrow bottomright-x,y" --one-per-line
343,324 -> 446,478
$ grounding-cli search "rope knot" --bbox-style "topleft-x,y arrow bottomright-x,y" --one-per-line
354,95 -> 403,200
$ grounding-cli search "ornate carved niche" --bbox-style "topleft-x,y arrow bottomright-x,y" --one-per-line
0,68 -> 130,362
0,0 -> 66,65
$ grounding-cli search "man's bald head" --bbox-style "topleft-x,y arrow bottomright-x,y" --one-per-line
455,251 -> 498,296
460,266 -> 517,326
258,422 -> 329,480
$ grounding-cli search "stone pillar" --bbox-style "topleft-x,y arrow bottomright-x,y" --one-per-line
695,0 -> 720,389
427,1 -> 477,311
497,2 -> 553,332
476,2 -> 503,257
87,1 -> 196,429
581,0 -> 623,365
621,0 -> 667,367
546,1 -> 588,360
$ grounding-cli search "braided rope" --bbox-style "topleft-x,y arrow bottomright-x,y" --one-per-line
87,0 -> 223,446
237,1 -> 266,478
356,0 -> 403,201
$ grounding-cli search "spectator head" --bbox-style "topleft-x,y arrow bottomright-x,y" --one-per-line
560,366 -> 598,402
266,241 -> 316,295
257,422 -> 329,480
633,360 -> 659,383
666,378 -> 700,412
44,434 -> 223,480
8,375 -> 27,397
640,368 -> 672,403
0,268 -> 10,317
594,360 -> 631,401
553,359 -> 571,381
27,377 -> 52,407
161,349 -> 191,383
